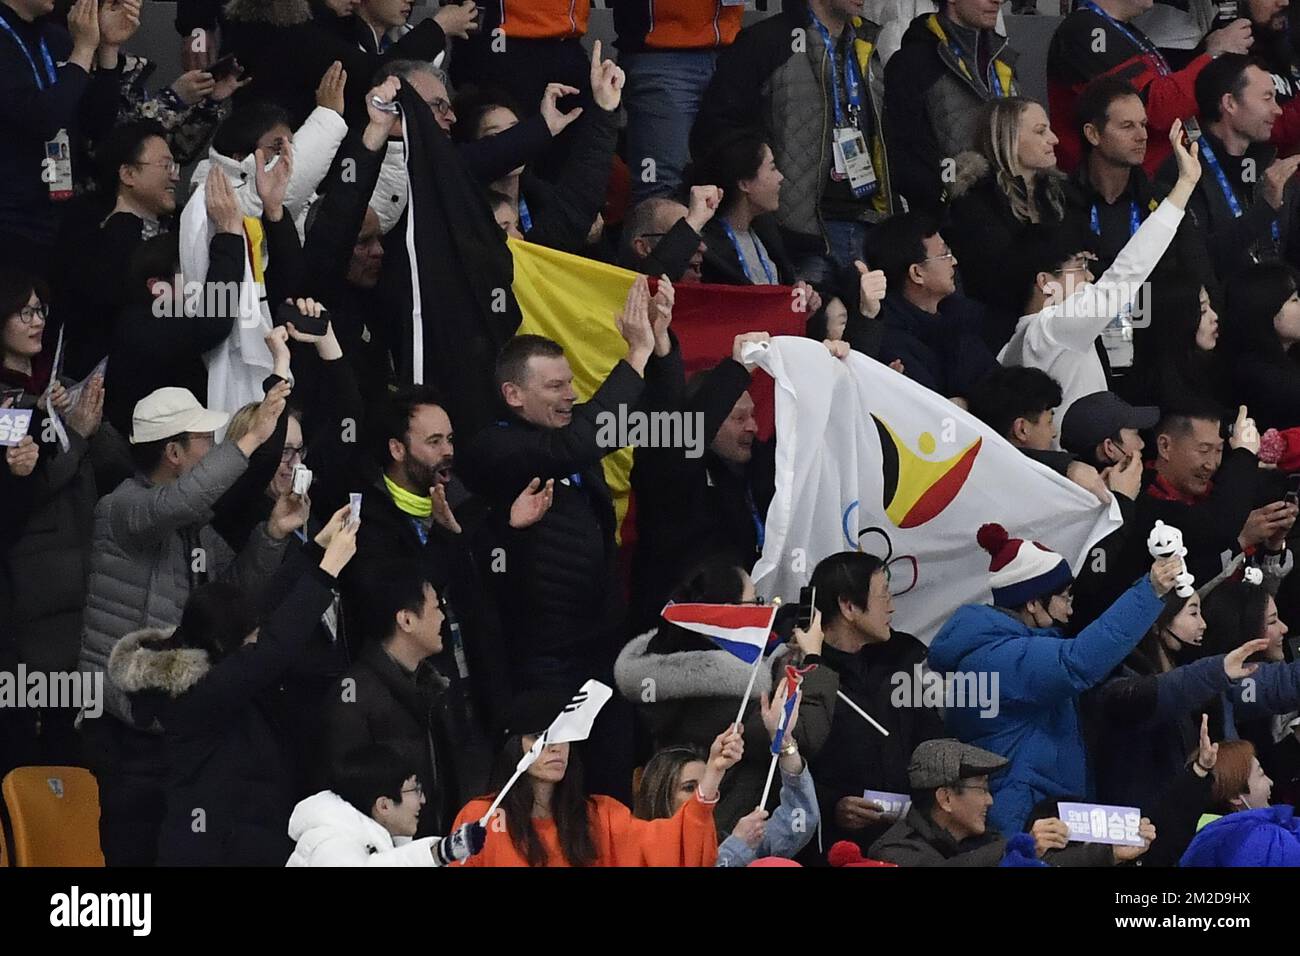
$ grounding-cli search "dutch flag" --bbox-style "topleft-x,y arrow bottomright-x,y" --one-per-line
660,603 -> 780,664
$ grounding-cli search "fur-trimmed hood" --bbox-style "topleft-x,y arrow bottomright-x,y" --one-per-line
224,0 -> 312,26
949,151 -> 991,200
614,629 -> 781,704
108,627 -> 211,698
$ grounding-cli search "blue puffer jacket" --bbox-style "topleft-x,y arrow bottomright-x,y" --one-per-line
928,576 -> 1164,834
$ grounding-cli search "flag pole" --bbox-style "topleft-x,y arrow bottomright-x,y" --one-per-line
734,652 -> 765,729
479,762 -> 529,827
836,690 -> 890,737
757,704 -> 790,810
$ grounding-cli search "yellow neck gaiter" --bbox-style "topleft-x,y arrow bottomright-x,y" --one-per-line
383,474 -> 432,518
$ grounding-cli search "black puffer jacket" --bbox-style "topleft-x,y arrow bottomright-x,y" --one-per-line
319,638 -> 462,838
811,632 -> 944,855
111,549 -> 336,866
461,358 -> 650,671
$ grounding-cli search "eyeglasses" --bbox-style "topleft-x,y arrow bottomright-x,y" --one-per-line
1060,254 -> 1097,274
134,159 -> 180,176
13,304 -> 47,325
280,444 -> 305,463
401,782 -> 425,797
427,96 -> 454,118
921,249 -> 956,263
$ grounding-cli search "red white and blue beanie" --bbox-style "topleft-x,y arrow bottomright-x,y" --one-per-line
977,523 -> 1073,609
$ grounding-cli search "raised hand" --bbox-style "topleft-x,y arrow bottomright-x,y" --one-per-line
539,83 -> 583,137
205,165 -> 244,235
1166,119 -> 1202,209
316,60 -> 347,115
364,76 -> 403,149
854,260 -> 887,318
255,144 -> 294,222
651,275 -> 674,356
269,486 -> 310,540
429,482 -> 463,534
99,0 -> 143,47
68,0 -> 101,57
616,275 -> 655,366
1148,555 -> 1183,598
589,39 -> 625,112
319,517 -> 359,576
313,502 -> 353,549
685,185 -> 722,232
731,331 -> 771,365
509,477 -> 554,529
433,0 -> 479,39
66,374 -> 104,439
210,60 -> 248,102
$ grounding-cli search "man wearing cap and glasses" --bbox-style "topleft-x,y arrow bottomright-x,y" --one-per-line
870,739 -> 1142,866
79,383 -> 305,865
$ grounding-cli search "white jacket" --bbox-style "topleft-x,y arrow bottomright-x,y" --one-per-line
998,199 -> 1184,426
371,139 -> 409,235
285,791 -> 440,867
179,107 -> 347,418
188,105 -> 349,242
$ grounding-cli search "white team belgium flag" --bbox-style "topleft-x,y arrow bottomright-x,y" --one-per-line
749,337 -> 1122,641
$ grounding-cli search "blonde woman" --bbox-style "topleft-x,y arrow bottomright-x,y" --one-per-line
944,96 -> 1070,344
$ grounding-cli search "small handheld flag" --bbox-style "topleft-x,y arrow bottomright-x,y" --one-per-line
480,680 -> 613,826
660,603 -> 779,664
758,664 -> 815,809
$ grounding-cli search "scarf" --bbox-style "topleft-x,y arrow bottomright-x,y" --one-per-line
384,473 -> 432,518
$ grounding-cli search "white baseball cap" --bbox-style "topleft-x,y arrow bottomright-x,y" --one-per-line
130,388 -> 229,444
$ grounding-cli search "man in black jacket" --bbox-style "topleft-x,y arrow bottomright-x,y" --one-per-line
1156,54 -> 1300,286
343,384 -> 552,759
629,331 -> 775,632
322,559 -> 465,838
884,0 -> 1019,213
462,276 -> 671,690
807,551 -> 943,857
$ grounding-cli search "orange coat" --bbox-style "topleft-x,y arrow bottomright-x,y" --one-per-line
452,794 -> 718,867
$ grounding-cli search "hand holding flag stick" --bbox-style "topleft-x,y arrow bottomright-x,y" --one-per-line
699,725 -> 745,804
758,669 -> 810,810
479,680 -> 614,827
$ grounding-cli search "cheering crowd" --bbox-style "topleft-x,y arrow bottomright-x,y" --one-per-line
5,0 -> 1300,868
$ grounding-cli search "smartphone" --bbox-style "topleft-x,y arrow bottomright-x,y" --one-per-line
207,54 -> 239,81
273,301 -> 329,336
1286,473 -> 1300,506
796,586 -> 816,632
1,387 -> 24,407
1212,0 -> 1239,27
1184,116 -> 1203,142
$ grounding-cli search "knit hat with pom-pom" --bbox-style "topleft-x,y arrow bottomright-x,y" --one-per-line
977,523 -> 1073,610
827,840 -> 898,867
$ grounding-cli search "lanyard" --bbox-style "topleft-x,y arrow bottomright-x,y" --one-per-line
1089,199 -> 1141,238
410,516 -> 429,547
1199,136 -> 1281,245
518,195 -> 533,233
810,12 -> 861,128
0,17 -> 56,90
947,37 -> 1004,98
1080,1 -> 1171,77
719,220 -> 777,284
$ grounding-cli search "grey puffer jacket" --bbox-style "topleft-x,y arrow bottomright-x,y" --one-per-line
78,440 -> 287,726
692,5 -> 899,257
